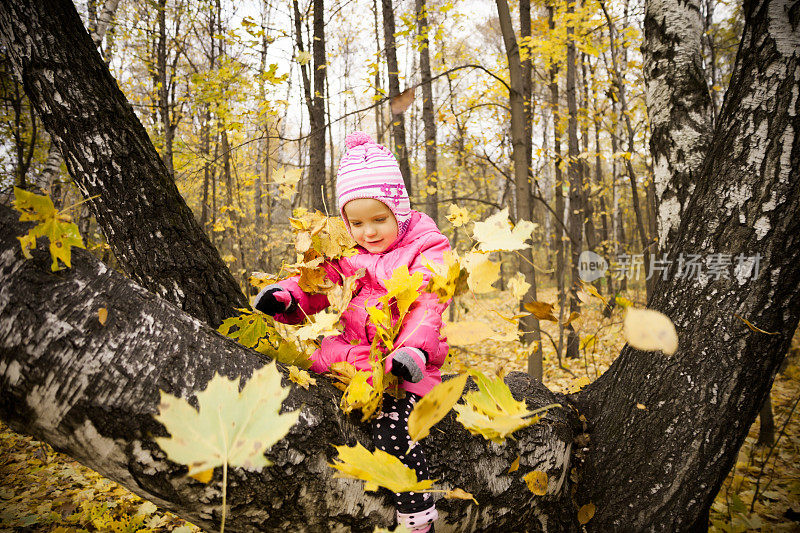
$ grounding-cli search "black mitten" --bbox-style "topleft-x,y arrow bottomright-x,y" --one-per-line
253,284 -> 296,315
390,348 -> 427,383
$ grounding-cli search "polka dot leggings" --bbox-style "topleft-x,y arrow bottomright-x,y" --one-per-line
372,393 -> 433,513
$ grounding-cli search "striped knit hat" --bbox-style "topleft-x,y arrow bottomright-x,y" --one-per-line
336,131 -> 412,240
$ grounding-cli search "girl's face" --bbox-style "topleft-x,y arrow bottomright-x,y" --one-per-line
343,198 -> 398,253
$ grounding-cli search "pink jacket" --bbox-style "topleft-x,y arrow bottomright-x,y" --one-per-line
274,211 -> 451,396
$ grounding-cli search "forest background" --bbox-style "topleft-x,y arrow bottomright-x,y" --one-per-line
0,0 -> 798,531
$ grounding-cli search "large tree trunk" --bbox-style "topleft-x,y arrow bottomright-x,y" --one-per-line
381,0 -> 413,194
496,0 -> 544,379
576,0 -> 800,527
0,205 -> 578,532
416,0 -> 438,224
0,0 -> 247,327
565,0 -> 582,360
0,0 -> 798,531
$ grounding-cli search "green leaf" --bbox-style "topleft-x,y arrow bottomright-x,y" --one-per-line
154,361 -> 299,475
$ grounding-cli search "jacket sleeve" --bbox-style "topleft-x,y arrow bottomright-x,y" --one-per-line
393,231 -> 452,367
273,260 -> 342,325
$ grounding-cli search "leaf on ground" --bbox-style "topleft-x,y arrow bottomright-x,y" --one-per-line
524,470 -> 548,496
98,308 -> 108,326
508,456 -> 520,473
408,374 -> 468,441
444,488 -> 478,505
153,361 -> 299,474
623,308 -> 678,355
471,208 -> 537,252
329,442 -> 436,494
578,502 -> 596,524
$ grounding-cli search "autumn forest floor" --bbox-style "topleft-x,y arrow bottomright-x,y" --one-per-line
1,286 -> 799,532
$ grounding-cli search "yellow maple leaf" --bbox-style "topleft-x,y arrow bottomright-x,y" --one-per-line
366,305 -> 395,351
288,366 -> 316,389
13,187 -> 86,271
453,370 -> 559,444
471,207 -> 538,252
445,204 -> 471,227
327,269 -> 365,313
326,361 -> 358,391
329,442 -> 436,494
463,252 -> 501,294
294,311 -> 341,342
408,374 -> 468,441
153,361 -> 299,475
623,308 -> 678,355
508,272 -> 531,300
273,166 -> 303,199
423,250 -> 468,303
382,265 -> 425,317
340,362 -> 384,422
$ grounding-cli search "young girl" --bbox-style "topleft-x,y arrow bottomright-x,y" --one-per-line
254,131 -> 450,533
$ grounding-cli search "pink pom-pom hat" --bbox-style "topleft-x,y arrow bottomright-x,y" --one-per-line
336,131 -> 412,242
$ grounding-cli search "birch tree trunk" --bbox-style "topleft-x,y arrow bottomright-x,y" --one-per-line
642,0 -> 713,260
576,0 -> 800,526
0,204 -> 577,532
0,0 -> 248,327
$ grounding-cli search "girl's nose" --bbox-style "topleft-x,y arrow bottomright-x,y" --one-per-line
364,225 -> 377,236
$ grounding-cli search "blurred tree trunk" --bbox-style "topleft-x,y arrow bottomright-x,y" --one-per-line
565,0 -> 582,359
496,0 -> 543,379
601,5 -> 652,300
292,0 -> 326,212
548,3 -> 567,365
381,0 -> 413,193
416,0 -> 438,224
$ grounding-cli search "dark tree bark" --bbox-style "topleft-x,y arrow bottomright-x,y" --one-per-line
548,3 -> 568,364
0,0 -> 248,328
381,0 -> 413,194
416,0 -> 438,224
576,0 -> 800,526
565,0 -> 582,360
0,205 -> 577,532
496,0 -> 544,379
